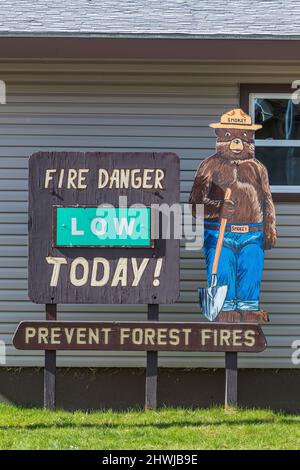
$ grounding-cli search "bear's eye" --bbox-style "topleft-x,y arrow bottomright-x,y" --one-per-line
242,132 -> 247,137
225,132 -> 231,137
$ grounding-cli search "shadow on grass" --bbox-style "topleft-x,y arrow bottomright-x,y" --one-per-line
0,417 -> 299,431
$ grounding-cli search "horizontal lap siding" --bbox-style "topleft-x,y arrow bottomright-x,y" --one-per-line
0,61 -> 299,367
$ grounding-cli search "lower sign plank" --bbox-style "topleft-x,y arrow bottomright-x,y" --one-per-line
13,321 -> 267,353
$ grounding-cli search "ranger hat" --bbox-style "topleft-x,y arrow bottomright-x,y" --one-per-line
209,108 -> 262,130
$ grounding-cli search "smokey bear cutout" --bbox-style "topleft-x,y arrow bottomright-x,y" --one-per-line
189,109 -> 277,323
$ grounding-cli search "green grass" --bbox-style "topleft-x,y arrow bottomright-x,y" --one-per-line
0,404 -> 299,450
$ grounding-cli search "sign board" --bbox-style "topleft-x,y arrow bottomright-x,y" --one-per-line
54,207 -> 152,248
13,321 -> 267,353
28,152 -> 180,304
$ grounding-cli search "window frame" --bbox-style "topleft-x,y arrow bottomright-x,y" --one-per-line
240,84 -> 300,202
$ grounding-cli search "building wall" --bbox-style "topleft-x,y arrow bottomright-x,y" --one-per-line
0,60 -> 299,368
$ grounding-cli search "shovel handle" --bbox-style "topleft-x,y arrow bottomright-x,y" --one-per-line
212,188 -> 232,276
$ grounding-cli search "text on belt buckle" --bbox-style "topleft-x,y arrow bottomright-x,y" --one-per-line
231,225 -> 249,233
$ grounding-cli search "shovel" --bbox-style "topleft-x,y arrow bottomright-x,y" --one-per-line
199,188 -> 232,321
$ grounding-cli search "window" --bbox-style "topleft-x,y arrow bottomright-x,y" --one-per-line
249,92 -> 300,194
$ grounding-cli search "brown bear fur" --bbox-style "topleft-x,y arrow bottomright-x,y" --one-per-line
189,128 -> 277,250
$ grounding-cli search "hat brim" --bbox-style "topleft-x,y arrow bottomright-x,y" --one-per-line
209,123 -> 262,131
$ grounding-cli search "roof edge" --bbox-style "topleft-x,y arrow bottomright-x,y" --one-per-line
0,37 -> 299,60
0,32 -> 299,40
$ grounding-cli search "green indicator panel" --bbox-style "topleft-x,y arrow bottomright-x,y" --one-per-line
55,207 -> 152,248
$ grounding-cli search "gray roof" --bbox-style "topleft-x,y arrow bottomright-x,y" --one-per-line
0,0 -> 299,39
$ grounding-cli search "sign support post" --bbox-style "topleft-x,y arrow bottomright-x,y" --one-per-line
145,304 -> 159,410
225,351 -> 238,408
44,303 -> 57,410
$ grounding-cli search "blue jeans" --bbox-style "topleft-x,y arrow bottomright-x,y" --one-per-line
203,222 -> 264,311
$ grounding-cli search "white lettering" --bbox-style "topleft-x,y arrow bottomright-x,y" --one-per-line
71,218 -> 84,236
91,218 -> 107,236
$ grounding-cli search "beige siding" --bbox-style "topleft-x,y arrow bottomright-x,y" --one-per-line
0,60 -> 299,368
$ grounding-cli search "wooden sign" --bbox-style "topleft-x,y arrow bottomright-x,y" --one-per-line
13,321 -> 267,353
28,152 -> 180,304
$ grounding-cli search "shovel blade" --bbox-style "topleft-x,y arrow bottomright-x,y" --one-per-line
198,284 -> 228,322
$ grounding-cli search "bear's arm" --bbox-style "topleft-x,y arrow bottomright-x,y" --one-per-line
189,158 -> 222,218
259,162 -> 277,250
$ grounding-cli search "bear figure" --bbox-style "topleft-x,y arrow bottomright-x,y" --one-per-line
189,108 -> 277,323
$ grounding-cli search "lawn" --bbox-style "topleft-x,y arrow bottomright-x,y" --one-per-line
0,404 -> 299,450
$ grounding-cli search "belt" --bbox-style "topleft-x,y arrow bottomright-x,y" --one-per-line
204,223 -> 263,233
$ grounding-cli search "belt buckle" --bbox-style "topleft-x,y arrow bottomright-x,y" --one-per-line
231,225 -> 249,233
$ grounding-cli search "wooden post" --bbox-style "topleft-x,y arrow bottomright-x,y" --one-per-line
225,351 -> 238,408
145,304 -> 159,410
44,304 -> 57,410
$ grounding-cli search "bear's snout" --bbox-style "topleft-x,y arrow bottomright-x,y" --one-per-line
229,138 -> 244,153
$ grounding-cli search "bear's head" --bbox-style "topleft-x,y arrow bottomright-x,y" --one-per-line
215,128 -> 255,161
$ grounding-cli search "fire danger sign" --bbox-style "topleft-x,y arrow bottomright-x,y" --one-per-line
28,151 -> 180,305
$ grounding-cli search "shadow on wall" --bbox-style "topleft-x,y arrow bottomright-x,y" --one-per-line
0,368 -> 299,413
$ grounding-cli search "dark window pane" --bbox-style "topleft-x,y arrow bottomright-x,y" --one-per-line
254,98 -> 300,140
256,146 -> 300,185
